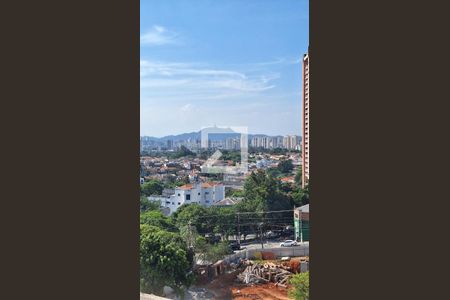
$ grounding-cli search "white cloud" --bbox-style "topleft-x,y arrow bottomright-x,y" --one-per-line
140,60 -> 279,97
180,103 -> 193,112
140,25 -> 180,46
140,60 -> 246,78
139,59 -> 296,136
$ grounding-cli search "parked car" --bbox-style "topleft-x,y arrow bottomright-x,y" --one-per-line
266,231 -> 280,238
280,240 -> 297,247
229,241 -> 241,251
205,234 -> 221,244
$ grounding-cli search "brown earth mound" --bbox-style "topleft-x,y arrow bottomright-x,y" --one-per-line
231,283 -> 291,300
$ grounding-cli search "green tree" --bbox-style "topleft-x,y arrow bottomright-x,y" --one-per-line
235,198 -> 264,240
195,239 -> 231,264
164,175 -> 177,187
140,196 -> 160,212
172,145 -> 194,158
226,188 -> 245,197
171,204 -> 211,235
209,206 -> 237,240
221,150 -> 241,163
163,175 -> 189,189
236,170 -> 293,238
140,224 -> 194,296
230,189 -> 245,197
140,210 -> 177,232
267,168 -> 282,178
179,224 -> 200,248
295,167 -> 302,186
289,272 -> 309,300
292,184 -> 309,207
206,241 -> 232,262
280,181 -> 294,194
243,170 -> 292,212
141,179 -> 164,196
277,159 -> 294,174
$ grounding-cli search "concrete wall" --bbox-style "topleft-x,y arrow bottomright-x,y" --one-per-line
247,247 -> 309,258
224,246 -> 309,264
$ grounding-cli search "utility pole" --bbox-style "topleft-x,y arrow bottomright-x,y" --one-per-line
188,220 -> 192,248
237,212 -> 241,246
259,222 -> 264,249
299,211 -> 303,244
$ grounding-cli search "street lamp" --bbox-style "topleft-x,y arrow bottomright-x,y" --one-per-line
299,210 -> 303,244
258,222 -> 264,249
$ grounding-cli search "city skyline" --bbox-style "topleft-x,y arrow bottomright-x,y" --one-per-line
140,132 -> 301,152
140,0 -> 309,137
140,129 -> 302,139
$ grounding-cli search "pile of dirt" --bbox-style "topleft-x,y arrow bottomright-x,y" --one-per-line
231,283 -> 290,300
197,268 -> 242,299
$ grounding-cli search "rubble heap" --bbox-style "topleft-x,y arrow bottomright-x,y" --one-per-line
236,261 -> 294,288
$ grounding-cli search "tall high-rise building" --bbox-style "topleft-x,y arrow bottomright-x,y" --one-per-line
225,137 -> 240,150
302,51 -> 310,188
167,139 -> 173,150
283,136 -> 290,149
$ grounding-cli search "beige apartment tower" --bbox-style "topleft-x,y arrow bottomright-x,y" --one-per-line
301,51 -> 309,188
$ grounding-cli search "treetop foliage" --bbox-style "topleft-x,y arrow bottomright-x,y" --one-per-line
289,271 -> 310,300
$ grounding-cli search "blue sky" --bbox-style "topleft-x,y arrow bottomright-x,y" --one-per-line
140,0 -> 309,137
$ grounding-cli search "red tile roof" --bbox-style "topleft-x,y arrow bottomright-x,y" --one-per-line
280,176 -> 295,182
178,184 -> 193,190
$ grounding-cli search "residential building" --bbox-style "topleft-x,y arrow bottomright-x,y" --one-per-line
283,135 -> 301,150
302,51 -> 310,187
148,182 -> 225,215
250,136 -> 283,149
275,136 -> 284,148
294,204 -> 309,242
225,137 -> 240,150
166,139 -> 173,150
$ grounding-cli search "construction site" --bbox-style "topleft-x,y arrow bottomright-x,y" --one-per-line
193,249 -> 309,300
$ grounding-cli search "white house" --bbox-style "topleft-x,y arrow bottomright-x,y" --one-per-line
148,182 -> 225,215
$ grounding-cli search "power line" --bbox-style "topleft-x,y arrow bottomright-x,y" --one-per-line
182,217 -> 296,224
187,216 -> 295,221
178,209 -> 295,219
188,221 -> 298,227
194,218 -> 294,223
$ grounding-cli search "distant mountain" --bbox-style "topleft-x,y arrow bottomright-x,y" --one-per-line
160,131 -> 201,142
141,127 -> 293,142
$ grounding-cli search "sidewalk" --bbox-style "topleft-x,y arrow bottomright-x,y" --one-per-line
140,293 -> 170,300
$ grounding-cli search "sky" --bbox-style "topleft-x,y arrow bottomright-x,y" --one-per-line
140,0 -> 309,137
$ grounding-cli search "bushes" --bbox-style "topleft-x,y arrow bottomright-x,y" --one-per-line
289,271 -> 309,300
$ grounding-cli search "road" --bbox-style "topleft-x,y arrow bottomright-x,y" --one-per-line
236,241 -> 309,251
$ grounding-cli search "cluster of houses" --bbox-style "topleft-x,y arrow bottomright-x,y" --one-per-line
141,152 -> 302,215
249,153 -> 301,171
140,157 -> 204,180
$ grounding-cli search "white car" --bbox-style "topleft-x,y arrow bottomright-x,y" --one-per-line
280,240 -> 297,247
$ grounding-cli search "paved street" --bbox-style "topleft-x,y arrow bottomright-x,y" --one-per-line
236,240 -> 309,251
